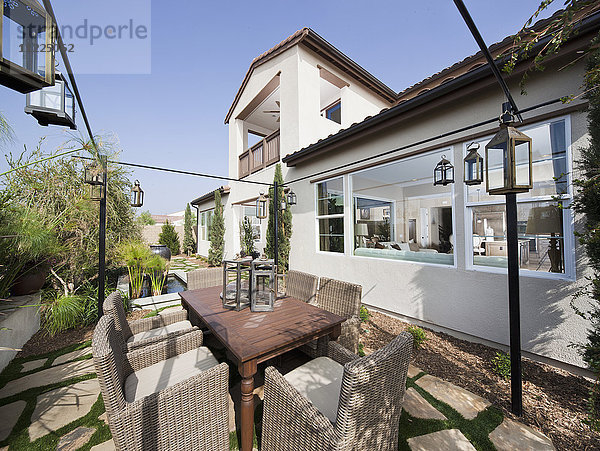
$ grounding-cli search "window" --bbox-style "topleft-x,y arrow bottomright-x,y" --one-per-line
351,150 -> 454,266
325,101 -> 341,124
316,178 -> 344,253
199,209 -> 213,241
466,118 -> 572,276
243,206 -> 262,242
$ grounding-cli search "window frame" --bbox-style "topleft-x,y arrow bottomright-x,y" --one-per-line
324,100 -> 341,124
315,176 -> 346,255
347,147 -> 457,268
463,115 -> 575,280
199,208 -> 214,242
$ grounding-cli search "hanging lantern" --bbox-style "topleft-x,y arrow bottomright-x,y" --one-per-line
84,160 -> 105,186
251,259 -> 276,312
130,180 -> 144,208
0,0 -> 56,93
485,121 -> 532,195
256,192 -> 268,219
280,199 -> 287,211
464,142 -> 483,186
287,189 -> 297,206
222,259 -> 251,311
433,155 -> 454,186
25,72 -> 76,129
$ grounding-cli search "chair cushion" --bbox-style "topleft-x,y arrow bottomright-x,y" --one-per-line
124,346 -> 219,402
127,320 -> 193,343
284,356 -> 343,424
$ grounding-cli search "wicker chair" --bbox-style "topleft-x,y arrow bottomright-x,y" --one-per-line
92,315 -> 229,451
302,277 -> 362,356
103,291 -> 197,352
285,270 -> 318,304
261,333 -> 413,451
187,267 -> 222,290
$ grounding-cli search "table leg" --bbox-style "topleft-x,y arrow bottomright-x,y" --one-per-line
239,360 -> 257,451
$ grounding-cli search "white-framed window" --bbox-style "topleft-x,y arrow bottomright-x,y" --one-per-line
465,116 -> 574,278
315,177 -> 345,253
349,149 -> 455,266
242,206 -> 262,242
199,209 -> 214,241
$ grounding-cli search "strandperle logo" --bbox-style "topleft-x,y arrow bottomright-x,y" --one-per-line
18,18 -> 149,46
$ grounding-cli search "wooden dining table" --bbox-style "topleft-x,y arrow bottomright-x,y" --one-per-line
179,286 -> 345,451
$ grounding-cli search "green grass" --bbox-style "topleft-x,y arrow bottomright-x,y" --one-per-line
142,304 -> 182,318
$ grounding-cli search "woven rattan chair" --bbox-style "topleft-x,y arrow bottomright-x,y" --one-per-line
103,291 -> 197,352
92,315 -> 229,451
187,267 -> 222,290
262,333 -> 413,451
285,270 -> 318,304
302,277 -> 362,356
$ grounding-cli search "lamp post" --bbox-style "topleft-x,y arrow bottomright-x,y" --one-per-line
485,104 -> 533,417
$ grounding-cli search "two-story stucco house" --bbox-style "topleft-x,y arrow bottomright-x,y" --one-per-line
192,11 -> 600,372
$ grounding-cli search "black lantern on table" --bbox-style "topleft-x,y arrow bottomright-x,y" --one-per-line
222,259 -> 251,311
256,192 -> 268,219
286,189 -> 297,206
251,259 -> 276,312
485,120 -> 532,195
464,142 -> 483,186
0,0 -> 55,93
25,72 -> 76,129
433,155 -> 454,186
130,180 -> 144,208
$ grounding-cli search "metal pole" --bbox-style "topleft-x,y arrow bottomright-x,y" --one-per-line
273,181 -> 279,271
505,192 -> 523,416
97,160 -> 107,321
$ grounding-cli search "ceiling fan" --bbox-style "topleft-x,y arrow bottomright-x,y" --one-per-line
263,101 -> 280,122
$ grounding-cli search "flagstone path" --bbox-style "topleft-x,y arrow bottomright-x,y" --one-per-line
0,342 -> 556,450
169,257 -> 201,272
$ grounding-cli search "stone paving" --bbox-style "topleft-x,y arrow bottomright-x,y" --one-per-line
169,257 -> 201,272
0,343 -> 557,450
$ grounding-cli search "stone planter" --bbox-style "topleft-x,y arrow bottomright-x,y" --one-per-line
0,293 -> 41,372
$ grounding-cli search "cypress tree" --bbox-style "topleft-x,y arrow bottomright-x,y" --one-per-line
183,203 -> 196,255
158,219 -> 180,255
208,190 -> 225,266
265,164 -> 292,272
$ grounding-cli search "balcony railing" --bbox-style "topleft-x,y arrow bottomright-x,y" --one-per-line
239,129 -> 280,178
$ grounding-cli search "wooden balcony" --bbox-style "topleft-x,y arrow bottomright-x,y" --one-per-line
239,129 -> 280,178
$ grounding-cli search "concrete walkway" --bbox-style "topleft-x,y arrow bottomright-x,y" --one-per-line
0,343 -> 555,450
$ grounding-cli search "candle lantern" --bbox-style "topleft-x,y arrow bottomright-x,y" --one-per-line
251,259 -> 276,312
0,0 -> 56,93
130,180 -> 144,208
256,192 -> 268,219
25,72 -> 76,129
464,142 -> 483,185
287,189 -> 297,206
433,155 -> 454,186
222,259 -> 251,311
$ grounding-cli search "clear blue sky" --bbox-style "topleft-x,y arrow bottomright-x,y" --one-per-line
0,0 -> 562,214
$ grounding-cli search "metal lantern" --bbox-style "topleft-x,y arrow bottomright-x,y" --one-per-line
222,259 -> 251,311
251,259 -> 276,312
464,142 -> 483,186
0,0 -> 56,93
280,199 -> 287,211
25,72 -> 76,129
485,122 -> 533,195
84,161 -> 105,186
433,155 -> 454,186
130,180 -> 144,208
287,189 -> 297,206
256,192 -> 268,219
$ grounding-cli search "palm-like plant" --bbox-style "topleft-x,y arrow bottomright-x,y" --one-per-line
146,254 -> 168,296
119,241 -> 151,299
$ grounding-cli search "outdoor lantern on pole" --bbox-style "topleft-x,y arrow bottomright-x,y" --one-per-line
464,142 -> 483,186
130,180 -> 144,208
84,160 -> 105,201
256,192 -> 268,219
251,259 -> 276,312
433,155 -> 454,186
485,112 -> 533,195
286,189 -> 297,206
25,72 -> 76,129
0,0 -> 56,93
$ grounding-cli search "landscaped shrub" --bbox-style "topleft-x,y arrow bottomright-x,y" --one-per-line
119,241 -> 152,299
183,204 -> 196,255
147,254 -> 168,296
42,294 -> 85,336
406,325 -> 427,349
491,352 -> 512,380
359,305 -> 370,322
265,164 -> 292,272
208,190 -> 225,267
239,216 -> 255,257
159,220 -> 181,256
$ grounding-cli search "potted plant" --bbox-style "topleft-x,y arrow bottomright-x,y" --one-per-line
147,254 -> 168,296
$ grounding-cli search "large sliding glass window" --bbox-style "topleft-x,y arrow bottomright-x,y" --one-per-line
351,150 -> 454,265
316,178 -> 344,253
466,118 -> 571,275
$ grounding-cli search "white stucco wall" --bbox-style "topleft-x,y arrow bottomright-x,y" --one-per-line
283,57 -> 592,369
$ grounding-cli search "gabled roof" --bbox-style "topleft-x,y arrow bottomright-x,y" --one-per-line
224,28 -> 397,124
283,8 -> 600,166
